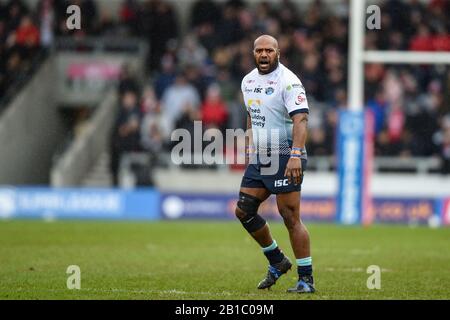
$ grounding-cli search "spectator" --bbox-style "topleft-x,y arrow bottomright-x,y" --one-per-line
141,114 -> 164,155
367,90 -> 389,136
118,64 -> 140,96
140,85 -> 159,114
37,0 -> 54,49
201,83 -> 229,132
14,15 -> 39,45
97,8 -> 119,37
154,53 -> 177,99
432,27 -> 450,51
141,0 -> 178,72
277,0 -> 300,33
177,35 -> 208,69
110,91 -> 142,186
216,67 -> 237,103
364,63 -> 385,102
160,72 -> 200,138
184,63 -> 211,101
13,15 -> 40,59
410,24 -> 434,51
227,90 -> 246,131
119,0 -> 141,36
172,104 -> 202,169
190,0 -> 221,29
76,0 -> 98,34
216,3 -> 242,46
298,52 -> 322,102
5,0 -> 28,32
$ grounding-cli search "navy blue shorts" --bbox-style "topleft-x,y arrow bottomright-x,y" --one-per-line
240,155 -> 307,194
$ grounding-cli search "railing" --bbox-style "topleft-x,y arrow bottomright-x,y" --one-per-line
117,152 -> 443,188
303,156 -> 441,174
50,89 -> 118,187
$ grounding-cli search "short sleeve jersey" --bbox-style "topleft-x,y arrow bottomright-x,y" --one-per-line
241,63 -> 309,155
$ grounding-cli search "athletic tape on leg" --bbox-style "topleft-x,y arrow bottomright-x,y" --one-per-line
237,192 -> 266,233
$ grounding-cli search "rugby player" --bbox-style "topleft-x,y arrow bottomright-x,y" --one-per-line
235,35 -> 314,293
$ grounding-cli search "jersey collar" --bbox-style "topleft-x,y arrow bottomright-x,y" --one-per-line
257,63 -> 281,77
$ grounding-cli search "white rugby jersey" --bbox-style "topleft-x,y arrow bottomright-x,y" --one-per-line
241,63 -> 309,155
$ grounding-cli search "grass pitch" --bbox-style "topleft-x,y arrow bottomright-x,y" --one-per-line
0,220 -> 449,300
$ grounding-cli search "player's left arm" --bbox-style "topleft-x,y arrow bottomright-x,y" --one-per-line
285,113 -> 308,185
283,75 -> 309,185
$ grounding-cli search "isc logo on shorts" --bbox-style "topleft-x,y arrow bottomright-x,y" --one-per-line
274,179 -> 289,187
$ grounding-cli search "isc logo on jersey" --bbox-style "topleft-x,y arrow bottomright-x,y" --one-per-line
275,179 -> 289,187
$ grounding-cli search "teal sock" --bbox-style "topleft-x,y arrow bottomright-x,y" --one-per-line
296,257 -> 313,277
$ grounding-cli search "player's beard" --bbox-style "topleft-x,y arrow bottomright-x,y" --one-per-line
255,56 -> 279,75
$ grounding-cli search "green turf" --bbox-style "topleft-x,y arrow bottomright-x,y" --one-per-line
0,220 -> 449,300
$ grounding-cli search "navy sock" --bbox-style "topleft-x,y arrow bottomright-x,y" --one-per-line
264,248 -> 284,265
297,265 -> 313,277
262,240 -> 284,265
296,257 -> 313,279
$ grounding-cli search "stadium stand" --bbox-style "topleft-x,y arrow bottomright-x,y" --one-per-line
0,0 -> 48,111
107,0 -> 450,183
0,0 -> 449,187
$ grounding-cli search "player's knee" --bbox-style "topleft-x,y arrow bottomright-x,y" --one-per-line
237,192 -> 261,214
236,192 -> 266,233
235,206 -> 246,220
283,216 -> 300,231
279,207 -> 300,230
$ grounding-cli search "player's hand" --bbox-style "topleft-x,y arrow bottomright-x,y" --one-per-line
284,157 -> 303,185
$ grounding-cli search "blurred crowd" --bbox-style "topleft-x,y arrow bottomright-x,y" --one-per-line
108,0 -> 450,178
0,1 -> 43,103
1,0 -> 449,178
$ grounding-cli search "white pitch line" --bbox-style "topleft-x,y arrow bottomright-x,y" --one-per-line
3,287 -> 281,298
324,267 -> 392,272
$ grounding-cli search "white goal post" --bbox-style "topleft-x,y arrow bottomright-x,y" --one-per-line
348,0 -> 450,111
337,0 -> 450,225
